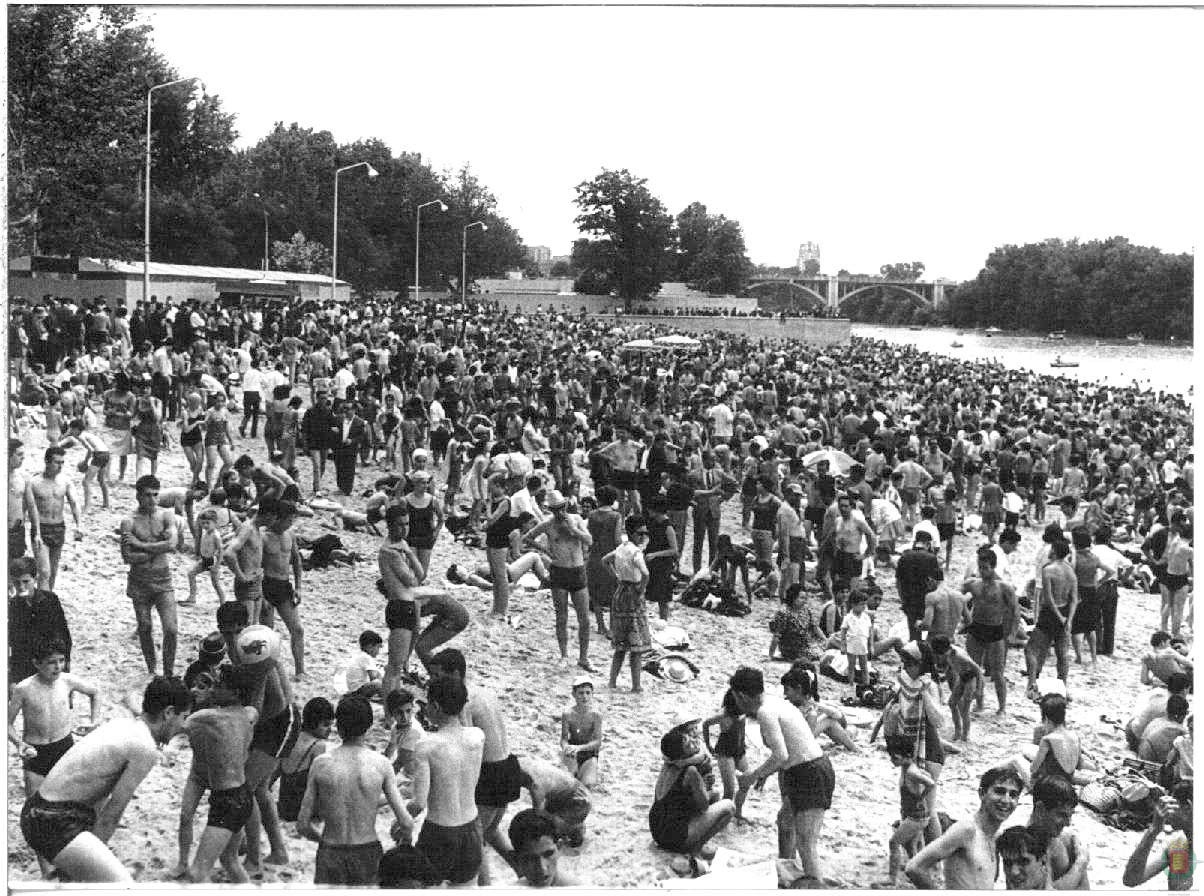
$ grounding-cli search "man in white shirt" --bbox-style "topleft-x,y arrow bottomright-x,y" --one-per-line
707,399 -> 734,440
332,360 -> 356,403
240,363 -> 263,438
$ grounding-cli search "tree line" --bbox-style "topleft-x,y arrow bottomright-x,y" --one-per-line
8,6 -> 526,296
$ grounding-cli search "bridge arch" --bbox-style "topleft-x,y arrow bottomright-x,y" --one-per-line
745,279 -> 827,306
838,283 -> 931,307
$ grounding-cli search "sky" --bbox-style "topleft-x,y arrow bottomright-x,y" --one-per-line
143,5 -> 1202,281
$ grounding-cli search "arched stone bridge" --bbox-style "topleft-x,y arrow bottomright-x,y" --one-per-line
745,275 -> 953,312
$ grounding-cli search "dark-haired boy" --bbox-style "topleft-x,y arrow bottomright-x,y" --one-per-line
1139,694 -> 1190,764
997,825 -> 1054,890
121,474 -> 179,677
1030,775 -> 1089,889
1140,631 -> 1193,687
508,808 -> 584,887
28,445 -> 80,591
929,636 -> 984,742
297,695 -> 413,885
19,677 -> 191,881
8,556 -> 72,689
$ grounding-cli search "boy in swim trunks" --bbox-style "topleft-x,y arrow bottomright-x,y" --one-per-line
298,695 -> 414,884
19,676 -> 191,882
522,490 -> 595,671
929,635 -> 985,742
962,547 -> 1019,715
120,474 -> 179,677
8,637 -> 100,874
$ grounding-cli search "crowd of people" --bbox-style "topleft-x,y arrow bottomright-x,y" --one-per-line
6,288 -> 1195,888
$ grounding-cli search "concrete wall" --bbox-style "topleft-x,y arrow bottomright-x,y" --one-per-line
8,273 -> 348,310
620,315 -> 850,345
479,278 -> 575,295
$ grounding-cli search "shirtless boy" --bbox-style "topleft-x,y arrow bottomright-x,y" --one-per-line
429,648 -> 521,885
1029,775 -> 1090,889
508,808 -> 585,888
298,694 -> 414,884
962,547 -> 1019,714
1027,540 -> 1078,701
28,446 -> 81,591
904,765 -> 1023,889
730,666 -> 834,885
517,755 -> 593,847
380,675 -> 485,887
379,504 -> 427,694
929,635 -> 985,741
8,639 -> 99,831
522,490 -> 594,671
259,498 -> 305,679
120,475 -> 179,678
19,677 -> 191,882
223,502 -> 272,627
183,663 -> 258,883
920,577 -> 968,644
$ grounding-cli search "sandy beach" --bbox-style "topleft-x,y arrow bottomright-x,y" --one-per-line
6,416 -> 1178,889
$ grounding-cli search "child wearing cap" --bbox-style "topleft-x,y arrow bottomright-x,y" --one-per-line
560,676 -> 603,787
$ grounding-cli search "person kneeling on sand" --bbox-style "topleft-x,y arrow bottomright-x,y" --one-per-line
780,664 -> 858,752
508,808 -> 585,887
517,756 -> 593,847
904,765 -> 1023,889
297,695 -> 413,885
19,677 -> 191,882
648,727 -> 735,871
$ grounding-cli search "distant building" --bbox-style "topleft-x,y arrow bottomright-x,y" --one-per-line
524,245 -> 553,277
797,241 -> 821,272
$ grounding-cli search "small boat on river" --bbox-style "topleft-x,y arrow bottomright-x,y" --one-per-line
984,326 -> 1002,337
1045,331 -> 1066,341
950,341 -> 964,348
1050,355 -> 1079,368
1127,333 -> 1146,343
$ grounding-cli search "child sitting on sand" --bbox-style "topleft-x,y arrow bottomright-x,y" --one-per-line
881,734 -> 936,888
781,663 -> 859,752
702,690 -> 752,821
341,629 -> 385,698
276,696 -> 333,823
184,508 -> 227,606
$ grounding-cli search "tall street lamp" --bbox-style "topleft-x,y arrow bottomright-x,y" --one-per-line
461,221 -> 488,303
144,76 -> 201,304
414,199 -> 448,297
332,161 -> 380,301
252,193 -> 270,273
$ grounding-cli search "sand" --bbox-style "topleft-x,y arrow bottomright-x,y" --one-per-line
6,416 -> 1179,889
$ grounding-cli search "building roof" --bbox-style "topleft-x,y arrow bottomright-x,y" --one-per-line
8,256 -> 345,286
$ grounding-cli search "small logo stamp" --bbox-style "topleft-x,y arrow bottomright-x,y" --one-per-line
1167,837 -> 1192,875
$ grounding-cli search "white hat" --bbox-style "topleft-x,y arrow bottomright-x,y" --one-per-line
546,490 -> 568,509
672,707 -> 701,728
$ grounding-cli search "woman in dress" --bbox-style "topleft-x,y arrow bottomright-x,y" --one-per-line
603,515 -> 652,692
644,496 -> 679,622
768,583 -> 824,664
131,380 -> 165,479
101,370 -> 135,483
585,485 -> 623,638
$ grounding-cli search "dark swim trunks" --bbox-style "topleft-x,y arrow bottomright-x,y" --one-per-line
780,754 -> 835,810
9,522 -> 26,558
549,565 -> 587,592
1036,605 -> 1068,640
20,792 -> 96,862
612,469 -> 638,490
385,599 -> 418,632
936,522 -> 957,543
475,753 -> 522,808
315,840 -> 384,885
1164,573 -> 1190,592
965,621 -> 1006,645
208,783 -> 254,833
40,521 -> 67,550
22,733 -> 74,778
262,576 -> 295,609
234,578 -> 264,603
250,704 -> 300,760
414,819 -> 482,884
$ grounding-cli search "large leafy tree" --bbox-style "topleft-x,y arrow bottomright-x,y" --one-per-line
879,261 -> 925,282
673,202 -> 752,294
573,169 -> 674,304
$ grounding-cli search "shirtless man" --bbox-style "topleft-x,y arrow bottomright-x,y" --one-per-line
508,808 -> 585,888
730,666 -> 834,885
516,755 -> 593,846
120,475 -> 179,678
1029,775 -> 1090,889
8,638 -> 100,850
259,498 -> 305,679
522,490 -> 594,671
379,504 -> 427,694
28,446 -> 81,591
833,494 -> 876,587
1140,632 -> 1193,688
183,664 -> 257,883
962,547 -> 1019,714
429,648 -> 520,886
19,676 -> 191,882
920,576 -> 968,644
998,826 -> 1055,890
298,694 -> 414,885
1027,540 -> 1078,701
929,635 -> 985,741
597,426 -> 642,515
380,674 -> 485,887
157,481 -> 209,547
223,502 -> 271,627
905,765 -> 1023,889
10,439 -> 36,559
1162,518 -> 1193,636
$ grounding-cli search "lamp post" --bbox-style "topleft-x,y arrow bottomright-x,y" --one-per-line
414,199 -> 448,298
461,221 -> 488,303
252,193 -> 270,273
331,161 -> 380,301
144,76 -> 200,304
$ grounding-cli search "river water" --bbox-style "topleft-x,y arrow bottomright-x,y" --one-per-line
850,324 -> 1196,399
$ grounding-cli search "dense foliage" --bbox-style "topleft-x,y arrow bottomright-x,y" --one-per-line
8,6 -> 526,295
945,238 -> 1193,340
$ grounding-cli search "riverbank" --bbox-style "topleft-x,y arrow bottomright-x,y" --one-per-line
6,418 -> 1179,889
